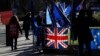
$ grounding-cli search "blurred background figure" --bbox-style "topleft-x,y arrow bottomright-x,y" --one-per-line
35,11 -> 45,48
8,15 -> 22,51
74,8 -> 93,56
23,12 -> 32,40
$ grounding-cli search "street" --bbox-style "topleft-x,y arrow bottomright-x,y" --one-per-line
0,22 -> 100,56
0,21 -> 73,56
0,35 -> 33,56
0,21 -> 34,56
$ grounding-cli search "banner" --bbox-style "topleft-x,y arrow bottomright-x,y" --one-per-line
0,10 -> 13,25
46,27 -> 69,49
45,3 -> 70,49
90,27 -> 100,49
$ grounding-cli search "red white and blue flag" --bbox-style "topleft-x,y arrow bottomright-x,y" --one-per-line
45,2 -> 70,49
46,27 -> 68,49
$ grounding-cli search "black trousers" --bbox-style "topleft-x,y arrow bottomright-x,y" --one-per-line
36,27 -> 45,48
78,39 -> 92,56
6,25 -> 11,46
10,37 -> 17,50
24,29 -> 29,39
36,36 -> 45,48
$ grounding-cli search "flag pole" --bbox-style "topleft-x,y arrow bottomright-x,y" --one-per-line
70,0 -> 74,46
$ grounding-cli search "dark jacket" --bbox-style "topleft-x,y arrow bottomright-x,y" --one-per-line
35,15 -> 46,37
8,16 -> 22,38
75,9 -> 93,42
35,15 -> 46,26
23,14 -> 31,30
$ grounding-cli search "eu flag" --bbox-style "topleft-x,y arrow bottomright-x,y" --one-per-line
60,2 -> 65,12
64,5 -> 71,16
46,7 -> 52,25
53,4 -> 70,27
91,28 -> 100,49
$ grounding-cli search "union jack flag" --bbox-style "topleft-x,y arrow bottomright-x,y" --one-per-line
46,27 -> 68,49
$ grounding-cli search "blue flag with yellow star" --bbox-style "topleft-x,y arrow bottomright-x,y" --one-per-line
91,28 -> 100,49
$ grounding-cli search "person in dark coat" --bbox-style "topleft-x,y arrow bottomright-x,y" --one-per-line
6,24 -> 11,46
35,11 -> 45,48
74,8 -> 93,56
23,12 -> 31,40
8,15 -> 22,51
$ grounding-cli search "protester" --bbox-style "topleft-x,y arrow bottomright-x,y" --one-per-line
8,15 -> 22,51
23,12 -> 32,40
73,8 -> 93,56
35,11 -> 45,48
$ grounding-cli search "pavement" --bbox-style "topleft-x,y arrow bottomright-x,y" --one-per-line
0,21 -> 68,56
0,21 -> 73,56
0,32 -> 72,56
0,21 -> 35,56
0,34 -> 34,56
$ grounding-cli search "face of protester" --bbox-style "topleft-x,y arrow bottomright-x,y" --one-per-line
29,12 -> 31,18
26,12 -> 31,18
29,14 -> 31,18
39,11 -> 44,17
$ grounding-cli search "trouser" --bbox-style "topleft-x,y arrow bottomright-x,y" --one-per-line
6,36 -> 11,46
10,37 -> 17,50
78,39 -> 92,56
41,37 -> 45,48
36,36 -> 41,46
36,36 -> 45,47
24,29 -> 29,39
36,27 -> 45,48
6,25 -> 10,46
